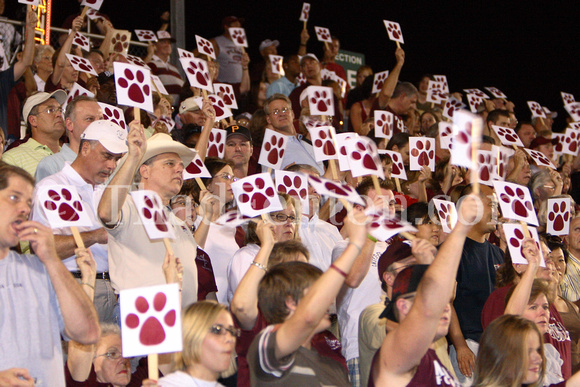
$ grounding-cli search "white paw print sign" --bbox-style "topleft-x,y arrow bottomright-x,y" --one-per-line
306,175 -> 365,206
527,101 -> 546,119
183,153 -> 211,180
451,110 -> 483,169
193,95 -> 232,121
66,54 -> 98,76
152,116 -> 175,133
229,27 -> 248,47
345,136 -> 385,179
232,173 -> 283,217
553,133 -> 566,158
493,181 -> 538,226
215,210 -> 252,228
86,8 -> 105,20
81,0 -> 103,10
314,26 -> 332,43
383,20 -> 404,44
307,86 -> 335,116
110,29 -> 131,55
130,190 -> 176,240
409,137 -> 435,172
114,62 -> 154,112
299,2 -> 311,22
378,150 -> 407,180
195,35 -> 216,59
374,110 -> 395,140
269,54 -> 285,76
150,74 -> 168,95
502,223 -> 545,266
477,150 -> 494,186
213,83 -> 238,109
372,70 -> 390,94
439,122 -> 453,150
562,128 -> 580,156
367,208 -> 416,242
177,48 -> 195,59
120,283 -> 182,357
561,92 -> 575,106
432,199 -> 457,234
206,128 -> 226,159
335,132 -> 358,171
63,83 -> 94,110
134,30 -> 158,42
485,87 -> 507,99
491,145 -> 514,181
38,185 -> 93,228
565,102 -> 580,122
275,170 -> 310,215
98,102 -> 127,130
466,94 -> 485,113
427,81 -> 448,105
463,88 -> 489,99
73,32 -> 91,52
492,125 -> 524,148
524,148 -> 556,170
433,75 -> 449,93
547,197 -> 571,236
258,129 -> 289,170
180,57 -> 213,93
443,97 -> 466,120
296,72 -> 307,86
308,125 -> 338,161
126,55 -> 150,70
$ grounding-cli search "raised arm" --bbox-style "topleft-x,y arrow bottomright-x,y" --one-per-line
13,9 -> 37,81
193,190 -> 218,249
194,100 -> 216,162
377,194 -> 479,377
274,209 -> 368,360
51,16 -> 83,86
96,19 -> 114,59
504,239 -> 540,315
239,53 -> 251,95
377,47 -> 405,109
298,29 -> 309,56
230,220 -> 275,330
98,120 -> 146,226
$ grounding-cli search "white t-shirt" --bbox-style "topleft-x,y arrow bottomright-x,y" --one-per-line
159,370 -> 224,387
226,243 -> 260,304
299,214 -> 343,271
203,222 -> 240,304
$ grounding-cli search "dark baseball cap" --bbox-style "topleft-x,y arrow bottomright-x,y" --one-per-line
377,241 -> 413,282
379,264 -> 429,321
530,136 -> 558,149
226,125 -> 252,142
223,16 -> 244,26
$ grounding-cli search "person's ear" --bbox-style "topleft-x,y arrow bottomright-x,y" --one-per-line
285,296 -> 297,313
396,297 -> 411,316
384,271 -> 395,288
139,164 -> 150,180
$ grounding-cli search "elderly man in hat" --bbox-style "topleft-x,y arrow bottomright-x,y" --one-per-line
98,123 -> 201,308
32,120 -> 128,323
147,31 -> 183,108
2,90 -> 67,176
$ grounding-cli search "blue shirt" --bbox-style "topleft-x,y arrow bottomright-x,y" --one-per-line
266,76 -> 296,98
35,143 -> 77,182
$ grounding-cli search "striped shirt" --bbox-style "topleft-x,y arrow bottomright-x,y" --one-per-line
562,251 -> 580,302
1,138 -> 58,177
147,55 -> 184,107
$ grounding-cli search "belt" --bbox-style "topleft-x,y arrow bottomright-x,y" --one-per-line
70,271 -> 110,280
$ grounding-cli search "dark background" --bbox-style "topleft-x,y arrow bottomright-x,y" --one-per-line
5,0 -> 580,130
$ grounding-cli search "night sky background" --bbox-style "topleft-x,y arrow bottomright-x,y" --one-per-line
5,0 -> 580,130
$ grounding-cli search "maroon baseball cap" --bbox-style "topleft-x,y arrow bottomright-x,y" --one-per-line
530,136 -> 558,149
377,241 -> 413,281
379,264 -> 429,321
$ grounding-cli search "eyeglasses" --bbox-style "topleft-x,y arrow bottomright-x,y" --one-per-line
272,213 -> 298,223
214,173 -> 238,182
270,107 -> 290,116
543,185 -> 556,190
94,350 -> 124,361
209,324 -> 241,338
39,106 -> 63,115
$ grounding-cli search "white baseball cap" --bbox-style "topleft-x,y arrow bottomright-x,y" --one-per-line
81,120 -> 128,154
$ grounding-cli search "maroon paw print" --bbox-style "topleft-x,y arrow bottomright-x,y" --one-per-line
112,32 -> 129,53
478,153 -> 492,181
465,89 -> 486,98
278,175 -> 307,199
208,130 -> 224,157
351,141 -> 378,171
375,112 -> 393,137
137,31 -> 156,41
374,72 -> 388,91
185,157 -> 205,175
69,55 -> 94,73
208,95 -> 226,117
126,55 -> 148,68
387,23 -> 401,40
118,68 -> 150,104
437,203 -> 453,224
554,137 -> 564,153
499,186 -> 534,218
548,201 -> 570,232
43,188 -> 84,222
84,0 -> 99,4
264,135 -> 285,165
125,292 -> 176,346
563,95 -> 575,104
65,89 -> 85,106
73,33 -> 90,49
310,90 -> 332,113
528,149 -> 552,167
508,228 -> 539,257
496,126 -> 519,144
411,140 -> 434,166
231,29 -> 246,45
217,86 -> 234,106
390,153 -> 404,176
528,102 -> 543,116
102,106 -> 126,130
198,38 -> 215,56
314,129 -> 336,156
444,99 -> 462,118
565,131 -> 578,153
238,178 -> 276,211
141,194 -> 169,232
185,60 -> 210,87
179,49 -> 195,59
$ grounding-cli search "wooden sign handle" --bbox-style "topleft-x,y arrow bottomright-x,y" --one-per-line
400,231 -> 415,240
195,177 -> 206,190
521,221 -> 531,239
163,238 -> 174,255
71,226 -> 85,249
303,21 -> 307,30
80,5 -> 89,18
396,41 -> 401,49
148,353 -> 158,381
133,107 -> 141,124
395,177 -> 402,193
328,159 -> 339,180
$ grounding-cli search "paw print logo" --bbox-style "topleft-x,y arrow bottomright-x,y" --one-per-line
444,98 -> 463,118
84,0 -> 99,4
310,90 -> 332,113
217,85 -> 235,106
563,94 -> 575,105
68,55 -> 95,74
431,89 -> 448,102
565,131 -> 579,153
375,112 -> 393,137
136,30 -> 157,41
315,27 -> 331,42
296,72 -> 307,86
508,228 -> 540,257
373,72 -> 388,92
554,136 -> 564,153
208,130 -> 225,158
102,106 -> 127,130
467,94 -> 484,113
386,22 -> 402,40
208,95 -> 227,118
548,201 -> 570,232
313,128 -> 336,156
73,33 -> 90,50
499,185 -> 534,218
478,153 -> 492,182
411,139 -> 434,167
196,36 -> 215,58
178,48 -> 195,59
117,68 -> 151,104
112,32 -> 130,53
230,28 -> 247,46
126,55 -> 149,69
278,175 -> 308,199
495,126 -> 519,144
528,101 -> 545,117
184,59 -> 210,87
125,292 -> 176,346
567,103 -> 580,121
528,149 -> 553,168
65,88 -> 86,107
185,157 -> 205,175
437,202 -> 454,224
486,87 -> 506,99
464,89 -> 486,98
434,76 -> 448,91
264,135 -> 285,165
43,188 -> 84,222
390,153 -> 404,176
141,194 -> 169,232
238,177 -> 276,211
439,123 -> 453,137
455,121 -> 473,157
351,140 -> 379,171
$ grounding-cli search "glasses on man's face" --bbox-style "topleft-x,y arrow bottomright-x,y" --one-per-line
209,324 -> 241,338
270,107 -> 290,116
543,185 -> 556,190
38,106 -> 63,115
94,350 -> 125,361
272,213 -> 298,223
214,173 -> 238,182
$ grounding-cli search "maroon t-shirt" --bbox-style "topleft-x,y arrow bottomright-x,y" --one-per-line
44,75 -> 88,93
195,247 -> 218,301
481,284 -> 572,379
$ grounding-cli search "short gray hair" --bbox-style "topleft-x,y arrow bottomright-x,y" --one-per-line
264,94 -> 292,115
392,82 -> 418,99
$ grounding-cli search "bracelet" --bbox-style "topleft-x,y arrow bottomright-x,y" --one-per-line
349,241 -> 362,254
330,263 -> 348,278
81,282 -> 94,290
367,234 -> 378,243
251,261 -> 267,272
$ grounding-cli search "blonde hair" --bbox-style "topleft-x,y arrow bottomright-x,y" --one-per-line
473,314 -> 545,387
172,301 -> 229,370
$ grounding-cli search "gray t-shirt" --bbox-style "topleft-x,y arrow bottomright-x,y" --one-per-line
0,251 -> 67,386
